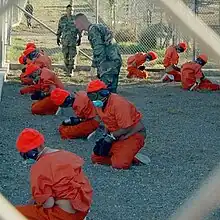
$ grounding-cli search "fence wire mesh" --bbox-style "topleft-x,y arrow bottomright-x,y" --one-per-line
5,0 -> 220,70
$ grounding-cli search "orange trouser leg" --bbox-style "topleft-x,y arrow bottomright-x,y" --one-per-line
59,119 -> 100,139
198,79 -> 220,91
16,205 -> 88,220
31,96 -> 59,115
91,133 -> 145,169
168,70 -> 181,82
20,73 -> 33,85
127,66 -> 148,79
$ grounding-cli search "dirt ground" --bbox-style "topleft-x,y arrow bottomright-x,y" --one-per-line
1,71 -> 220,220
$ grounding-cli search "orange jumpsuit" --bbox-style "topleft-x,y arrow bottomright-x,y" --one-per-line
20,72 -> 33,85
181,62 -> 220,91
21,52 -> 52,85
16,150 -> 93,220
127,52 -> 149,79
26,53 -> 52,70
20,68 -> 64,115
163,46 -> 181,82
59,91 -> 100,139
92,93 -> 145,169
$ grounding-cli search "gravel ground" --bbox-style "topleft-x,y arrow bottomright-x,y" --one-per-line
1,77 -> 220,220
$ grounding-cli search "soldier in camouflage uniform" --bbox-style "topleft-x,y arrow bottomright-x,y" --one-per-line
74,13 -> 122,93
57,5 -> 81,75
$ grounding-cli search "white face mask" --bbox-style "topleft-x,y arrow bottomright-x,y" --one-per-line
23,158 -> 36,166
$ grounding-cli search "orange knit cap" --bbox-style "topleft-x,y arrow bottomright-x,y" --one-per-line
16,128 -> 45,153
18,55 -> 26,64
87,80 -> 107,93
23,47 -> 36,56
50,88 -> 70,106
178,42 -> 187,51
25,42 -> 36,50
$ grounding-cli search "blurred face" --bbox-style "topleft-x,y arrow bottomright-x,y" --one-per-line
176,46 -> 185,53
87,90 -> 109,108
75,17 -> 86,32
66,6 -> 72,15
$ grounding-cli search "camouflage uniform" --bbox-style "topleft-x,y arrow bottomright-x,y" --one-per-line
57,14 -> 80,74
88,24 -> 122,93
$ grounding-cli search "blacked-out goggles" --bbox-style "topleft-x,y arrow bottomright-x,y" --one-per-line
87,89 -> 110,101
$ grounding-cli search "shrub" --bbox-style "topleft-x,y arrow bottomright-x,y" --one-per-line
115,28 -> 136,43
138,23 -> 168,49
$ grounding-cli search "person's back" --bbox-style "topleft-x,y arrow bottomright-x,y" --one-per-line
95,93 -> 141,132
181,61 -> 201,89
16,128 -> 92,220
88,23 -> 122,66
25,2 -> 33,15
34,53 -> 52,69
163,45 -> 179,68
73,91 -> 97,119
40,67 -> 64,90
31,150 -> 92,214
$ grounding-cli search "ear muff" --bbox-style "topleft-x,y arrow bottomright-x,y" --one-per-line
20,148 -> 39,160
146,54 -> 153,61
61,96 -> 74,108
27,51 -> 38,60
196,58 -> 206,66
22,68 -> 26,73
177,47 -> 185,53
98,89 -> 110,97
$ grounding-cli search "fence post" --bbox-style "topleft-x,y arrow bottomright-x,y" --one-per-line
95,0 -> 99,23
192,0 -> 197,60
0,14 -> 4,68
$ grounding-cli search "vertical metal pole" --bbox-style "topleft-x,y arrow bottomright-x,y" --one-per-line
219,0 -> 220,26
95,0 -> 99,23
70,0 -> 73,12
0,15 -> 4,68
113,0 -> 116,30
193,0 -> 197,60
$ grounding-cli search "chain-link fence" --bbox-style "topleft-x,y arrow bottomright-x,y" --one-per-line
6,0 -> 220,69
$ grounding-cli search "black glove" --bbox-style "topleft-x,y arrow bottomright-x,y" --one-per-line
138,66 -> 145,71
57,38 -> 60,46
77,36 -> 81,46
22,67 -> 26,73
93,135 -> 115,156
31,91 -> 47,100
62,117 -> 82,126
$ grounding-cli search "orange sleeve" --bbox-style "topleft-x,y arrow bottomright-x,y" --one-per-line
73,92 -> 97,119
195,69 -> 204,79
163,47 -> 173,67
113,97 -> 142,129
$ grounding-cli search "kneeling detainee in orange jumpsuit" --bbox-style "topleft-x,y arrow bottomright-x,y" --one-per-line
19,54 -> 34,85
23,46 -> 52,70
86,79 -> 147,169
181,54 -> 220,91
126,51 -> 158,79
20,64 -> 64,115
162,42 -> 187,82
50,88 -> 100,139
19,42 -> 52,85
16,128 -> 93,220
